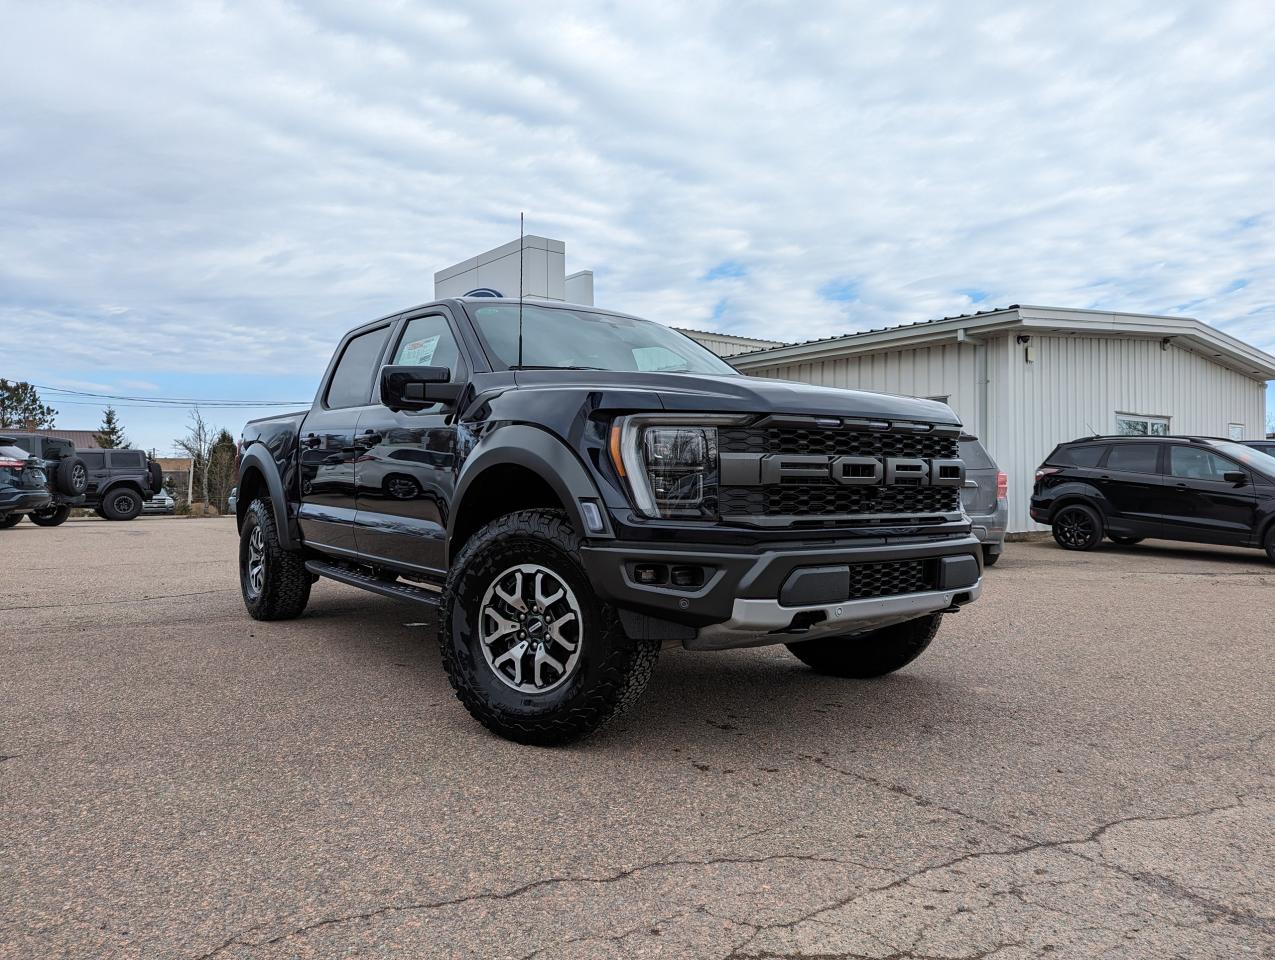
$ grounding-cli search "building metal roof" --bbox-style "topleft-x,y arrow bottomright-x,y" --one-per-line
21,429 -> 102,449
673,328 -> 788,347
728,305 -> 1275,381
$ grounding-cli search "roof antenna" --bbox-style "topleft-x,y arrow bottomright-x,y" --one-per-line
517,212 -> 525,368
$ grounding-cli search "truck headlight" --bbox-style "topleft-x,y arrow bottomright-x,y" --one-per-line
611,415 -> 743,519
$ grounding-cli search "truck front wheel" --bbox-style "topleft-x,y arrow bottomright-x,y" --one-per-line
440,509 -> 659,745
786,613 -> 942,678
239,498 -> 311,620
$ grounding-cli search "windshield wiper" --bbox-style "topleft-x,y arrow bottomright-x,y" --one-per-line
508,364 -> 610,371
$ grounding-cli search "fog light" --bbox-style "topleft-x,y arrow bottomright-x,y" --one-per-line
670,565 -> 704,587
634,564 -> 667,585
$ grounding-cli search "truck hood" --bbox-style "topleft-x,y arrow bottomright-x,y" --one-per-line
508,370 -> 961,425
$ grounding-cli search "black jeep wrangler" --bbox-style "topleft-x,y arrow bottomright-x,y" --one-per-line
235,298 -> 983,743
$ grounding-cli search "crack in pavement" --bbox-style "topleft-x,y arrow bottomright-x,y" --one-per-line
191,852 -> 847,959
719,794 -> 1272,958
5,588 -> 235,611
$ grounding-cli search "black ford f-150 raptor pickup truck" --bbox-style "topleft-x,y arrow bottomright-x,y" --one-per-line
235,298 -> 983,743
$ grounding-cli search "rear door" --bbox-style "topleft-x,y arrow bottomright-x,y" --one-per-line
1160,445 -> 1257,545
297,321 -> 395,556
353,308 -> 469,573
80,450 -> 108,497
1094,442 -> 1164,537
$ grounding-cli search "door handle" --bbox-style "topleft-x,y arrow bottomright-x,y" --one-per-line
302,433 -> 322,449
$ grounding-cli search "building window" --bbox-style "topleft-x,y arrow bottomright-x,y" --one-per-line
1228,423 -> 1245,441
1115,413 -> 1169,436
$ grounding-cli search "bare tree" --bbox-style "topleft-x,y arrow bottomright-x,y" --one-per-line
174,407 -> 216,511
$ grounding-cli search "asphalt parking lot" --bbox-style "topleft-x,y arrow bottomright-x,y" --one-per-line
2,518 -> 1272,959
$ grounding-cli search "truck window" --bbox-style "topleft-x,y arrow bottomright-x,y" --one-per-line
326,325 -> 392,408
392,315 -> 463,374
81,451 -> 106,469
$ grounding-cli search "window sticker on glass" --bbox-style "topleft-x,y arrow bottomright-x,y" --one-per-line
398,334 -> 440,366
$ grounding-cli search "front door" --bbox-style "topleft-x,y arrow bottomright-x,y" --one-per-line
354,310 -> 468,574
1095,442 -> 1164,538
1159,444 -> 1258,545
297,322 -> 394,555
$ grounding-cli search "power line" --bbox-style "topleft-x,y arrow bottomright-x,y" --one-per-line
13,382 -> 309,408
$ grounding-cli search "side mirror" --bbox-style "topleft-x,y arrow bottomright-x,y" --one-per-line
381,365 -> 463,411
1223,471 -> 1247,486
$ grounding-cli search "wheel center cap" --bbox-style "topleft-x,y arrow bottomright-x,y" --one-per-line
526,617 -> 547,637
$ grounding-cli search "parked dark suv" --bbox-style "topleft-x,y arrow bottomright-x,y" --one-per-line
1031,435 -> 1275,561
77,449 -> 165,521
4,433 -> 89,525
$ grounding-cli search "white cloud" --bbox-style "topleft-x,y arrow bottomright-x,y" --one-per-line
0,0 -> 1272,384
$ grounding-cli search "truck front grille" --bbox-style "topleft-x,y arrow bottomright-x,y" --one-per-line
717,424 -> 962,522
847,558 -> 932,599
718,426 -> 957,459
719,485 -> 960,518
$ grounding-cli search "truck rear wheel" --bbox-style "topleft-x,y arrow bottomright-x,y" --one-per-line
101,487 -> 143,521
239,498 -> 311,620
786,612 -> 942,678
440,509 -> 659,745
29,505 -> 71,527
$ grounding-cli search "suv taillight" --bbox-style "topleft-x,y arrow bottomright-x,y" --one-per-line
996,471 -> 1008,500
1034,467 -> 1060,482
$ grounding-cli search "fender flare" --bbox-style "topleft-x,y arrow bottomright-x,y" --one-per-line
448,424 -> 613,563
98,479 -> 147,501
239,444 -> 301,549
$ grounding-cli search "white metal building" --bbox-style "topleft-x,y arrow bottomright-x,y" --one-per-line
722,306 -> 1275,533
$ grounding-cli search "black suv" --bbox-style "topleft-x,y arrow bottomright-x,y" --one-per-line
236,297 -> 984,744
76,449 -> 165,521
1031,435 -> 1275,561
4,433 -> 89,525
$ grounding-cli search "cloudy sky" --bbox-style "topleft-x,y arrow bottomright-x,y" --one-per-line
2,0 -> 1273,451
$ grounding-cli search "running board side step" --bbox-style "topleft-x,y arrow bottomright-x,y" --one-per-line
305,560 -> 442,607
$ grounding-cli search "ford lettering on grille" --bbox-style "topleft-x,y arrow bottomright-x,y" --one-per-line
720,453 -> 965,488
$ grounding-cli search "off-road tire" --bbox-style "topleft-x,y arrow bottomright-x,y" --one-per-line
239,498 -> 311,620
786,612 -> 942,679
101,487 -> 144,521
147,461 -> 164,495
0,513 -> 22,529
29,505 -> 71,527
1052,503 -> 1103,551
1108,534 -> 1144,545
440,509 -> 659,745
56,456 -> 88,496
982,546 -> 1000,567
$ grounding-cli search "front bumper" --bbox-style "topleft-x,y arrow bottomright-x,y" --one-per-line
581,533 -> 983,651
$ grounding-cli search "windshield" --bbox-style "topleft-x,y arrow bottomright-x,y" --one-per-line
466,303 -> 738,376
1216,441 -> 1275,477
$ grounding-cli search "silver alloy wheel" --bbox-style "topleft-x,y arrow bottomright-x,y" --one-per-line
246,524 -> 265,598
479,563 -> 583,694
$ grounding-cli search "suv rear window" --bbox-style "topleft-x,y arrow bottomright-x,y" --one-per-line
110,450 -> 144,468
958,438 -> 994,469
1055,444 -> 1105,467
1104,443 -> 1160,474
